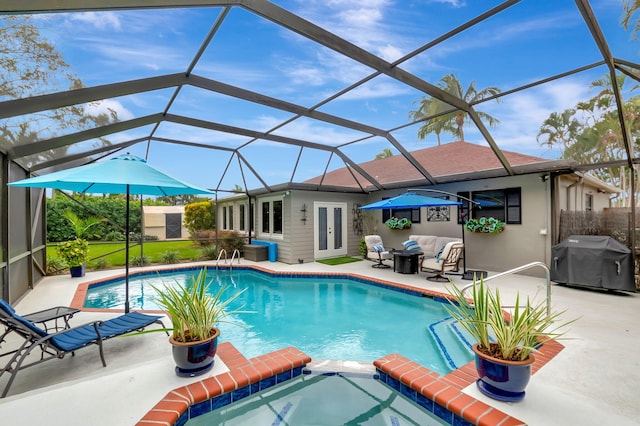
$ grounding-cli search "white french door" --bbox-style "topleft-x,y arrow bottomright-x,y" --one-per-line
314,202 -> 347,259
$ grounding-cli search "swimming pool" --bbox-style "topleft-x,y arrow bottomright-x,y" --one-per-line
186,371 -> 449,426
83,267 -> 473,374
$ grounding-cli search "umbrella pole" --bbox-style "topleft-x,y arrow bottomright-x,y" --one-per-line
461,219 -> 467,273
124,185 -> 130,313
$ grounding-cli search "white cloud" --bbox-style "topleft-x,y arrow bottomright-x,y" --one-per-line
479,77 -> 594,156
69,12 -> 122,31
84,99 -> 133,121
428,0 -> 466,8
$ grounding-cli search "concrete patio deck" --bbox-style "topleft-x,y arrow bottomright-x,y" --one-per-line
0,259 -> 638,425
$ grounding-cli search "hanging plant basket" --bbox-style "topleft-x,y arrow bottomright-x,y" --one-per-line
385,217 -> 412,230
465,217 -> 505,234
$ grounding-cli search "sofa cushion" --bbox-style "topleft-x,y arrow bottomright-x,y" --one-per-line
409,235 -> 462,257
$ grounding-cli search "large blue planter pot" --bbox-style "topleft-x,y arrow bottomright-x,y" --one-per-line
69,264 -> 86,278
170,328 -> 219,377
473,344 -> 534,402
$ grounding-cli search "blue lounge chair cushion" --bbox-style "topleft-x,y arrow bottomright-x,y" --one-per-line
0,299 -> 48,338
50,312 -> 162,351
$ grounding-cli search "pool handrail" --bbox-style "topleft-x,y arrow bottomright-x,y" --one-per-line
215,249 -> 227,268
229,249 -> 241,268
460,262 -> 551,317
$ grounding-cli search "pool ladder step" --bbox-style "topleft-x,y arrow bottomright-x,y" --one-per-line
427,317 -> 474,371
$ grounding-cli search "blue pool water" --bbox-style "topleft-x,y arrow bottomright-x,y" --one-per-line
84,267 -> 473,374
185,371 -> 449,426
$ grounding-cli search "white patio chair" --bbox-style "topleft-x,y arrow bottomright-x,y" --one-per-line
421,242 -> 464,281
364,235 -> 393,269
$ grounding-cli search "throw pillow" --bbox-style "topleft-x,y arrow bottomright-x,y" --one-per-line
402,240 -> 419,250
372,244 -> 385,253
435,245 -> 446,261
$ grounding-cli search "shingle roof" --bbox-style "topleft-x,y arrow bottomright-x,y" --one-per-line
306,141 -> 551,189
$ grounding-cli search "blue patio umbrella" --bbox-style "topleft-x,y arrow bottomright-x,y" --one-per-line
9,153 -> 213,312
360,192 -> 469,273
360,192 -> 461,210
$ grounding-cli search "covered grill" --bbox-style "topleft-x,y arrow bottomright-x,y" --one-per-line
551,235 -> 635,292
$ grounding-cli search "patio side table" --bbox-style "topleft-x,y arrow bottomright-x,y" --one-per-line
23,306 -> 81,332
392,250 -> 423,274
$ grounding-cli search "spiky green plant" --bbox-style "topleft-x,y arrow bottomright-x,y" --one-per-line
151,268 -> 246,343
446,277 -> 577,361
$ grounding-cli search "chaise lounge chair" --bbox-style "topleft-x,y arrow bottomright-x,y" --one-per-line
0,299 -> 166,398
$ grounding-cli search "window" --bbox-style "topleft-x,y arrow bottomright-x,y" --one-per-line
382,206 -> 420,224
585,194 -> 593,211
228,206 -> 234,230
222,206 -> 228,229
260,198 -> 283,236
458,188 -> 521,224
239,204 -> 245,231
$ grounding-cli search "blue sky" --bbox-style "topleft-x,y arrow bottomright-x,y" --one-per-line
24,0 -> 640,192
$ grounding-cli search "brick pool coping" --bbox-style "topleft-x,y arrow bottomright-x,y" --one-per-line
136,339 -> 563,425
73,264 -> 564,425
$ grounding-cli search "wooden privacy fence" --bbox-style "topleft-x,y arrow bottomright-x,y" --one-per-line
558,209 -> 635,248
559,209 -> 640,289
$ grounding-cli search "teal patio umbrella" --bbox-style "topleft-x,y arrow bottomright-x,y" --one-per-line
9,153 -> 214,312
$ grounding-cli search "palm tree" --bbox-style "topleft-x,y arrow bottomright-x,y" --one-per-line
536,110 -> 581,157
409,73 -> 501,144
374,148 -> 393,160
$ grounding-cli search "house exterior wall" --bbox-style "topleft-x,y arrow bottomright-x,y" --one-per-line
216,172 -> 615,272
142,206 -> 188,240
251,190 -> 369,264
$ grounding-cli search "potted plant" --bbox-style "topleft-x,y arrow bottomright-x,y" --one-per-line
151,268 -> 247,377
56,238 -> 90,277
56,211 -> 105,277
445,277 -> 576,402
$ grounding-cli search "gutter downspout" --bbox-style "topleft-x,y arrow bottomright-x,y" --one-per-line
566,174 -> 583,211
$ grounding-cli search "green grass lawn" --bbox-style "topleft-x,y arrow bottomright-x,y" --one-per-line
47,240 -> 204,269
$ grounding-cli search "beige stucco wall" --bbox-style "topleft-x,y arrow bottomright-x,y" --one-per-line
368,175 -> 550,276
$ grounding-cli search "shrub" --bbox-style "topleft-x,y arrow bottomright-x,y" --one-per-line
160,250 -> 180,264
94,257 -> 109,270
104,230 -> 125,241
131,255 -> 151,266
192,229 -> 216,247
46,258 -> 66,275
359,237 -> 368,257
184,201 -> 216,238
198,244 -> 219,261
218,230 -> 245,255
